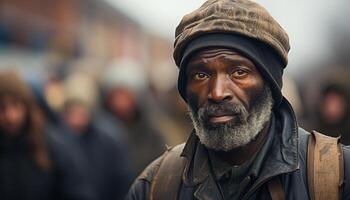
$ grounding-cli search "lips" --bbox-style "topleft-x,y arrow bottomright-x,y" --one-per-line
208,115 -> 235,124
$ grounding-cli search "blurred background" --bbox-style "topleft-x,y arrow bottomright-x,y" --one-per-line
0,0 -> 349,199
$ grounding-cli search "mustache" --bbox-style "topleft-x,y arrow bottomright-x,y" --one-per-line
196,101 -> 248,122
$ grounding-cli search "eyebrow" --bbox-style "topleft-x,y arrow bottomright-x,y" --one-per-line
186,62 -> 206,73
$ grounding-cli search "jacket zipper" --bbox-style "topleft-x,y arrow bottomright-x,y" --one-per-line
241,174 -> 283,200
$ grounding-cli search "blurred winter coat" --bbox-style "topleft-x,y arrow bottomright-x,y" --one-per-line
0,128 -> 95,200
59,120 -> 132,200
119,108 -> 165,179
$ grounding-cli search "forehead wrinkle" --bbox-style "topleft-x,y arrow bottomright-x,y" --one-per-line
198,48 -> 239,58
190,52 -> 252,67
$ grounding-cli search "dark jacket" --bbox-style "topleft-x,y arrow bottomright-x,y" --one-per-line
99,108 -> 165,179
126,99 -> 350,200
47,129 -> 96,200
0,129 -> 95,200
59,121 -> 132,200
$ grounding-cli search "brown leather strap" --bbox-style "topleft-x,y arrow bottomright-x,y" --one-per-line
339,139 -> 344,200
150,144 -> 186,200
268,176 -> 284,200
307,131 -> 344,200
307,131 -> 316,200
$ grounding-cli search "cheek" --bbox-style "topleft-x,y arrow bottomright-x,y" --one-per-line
235,77 -> 265,109
246,85 -> 265,109
186,83 -> 208,112
15,106 -> 27,122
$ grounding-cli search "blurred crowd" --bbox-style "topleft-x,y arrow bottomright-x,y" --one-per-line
0,62 -> 192,199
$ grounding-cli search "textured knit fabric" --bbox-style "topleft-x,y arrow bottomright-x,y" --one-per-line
174,0 -> 290,67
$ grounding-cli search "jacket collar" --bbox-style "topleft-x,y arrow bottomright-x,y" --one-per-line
180,98 -> 299,199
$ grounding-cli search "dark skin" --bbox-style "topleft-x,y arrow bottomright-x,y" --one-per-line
186,47 -> 270,165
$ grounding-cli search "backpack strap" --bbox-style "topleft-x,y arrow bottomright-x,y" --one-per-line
150,144 -> 186,200
307,130 -> 344,200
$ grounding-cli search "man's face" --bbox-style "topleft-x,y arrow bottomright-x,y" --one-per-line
186,48 -> 274,151
64,103 -> 91,134
0,95 -> 27,136
107,88 -> 137,122
320,91 -> 347,124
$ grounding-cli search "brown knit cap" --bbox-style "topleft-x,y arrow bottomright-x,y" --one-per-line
0,70 -> 34,104
174,0 -> 290,66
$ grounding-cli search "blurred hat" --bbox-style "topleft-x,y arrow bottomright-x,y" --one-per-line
0,70 -> 34,104
64,73 -> 99,111
174,0 -> 290,106
101,59 -> 148,95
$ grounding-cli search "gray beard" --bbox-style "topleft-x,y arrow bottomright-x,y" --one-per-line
188,86 -> 274,151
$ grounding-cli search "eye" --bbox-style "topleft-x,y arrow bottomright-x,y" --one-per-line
231,68 -> 248,78
193,72 -> 208,81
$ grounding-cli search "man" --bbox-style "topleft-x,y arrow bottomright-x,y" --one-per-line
61,98 -> 132,199
126,0 -> 350,199
313,83 -> 350,145
101,62 -> 165,178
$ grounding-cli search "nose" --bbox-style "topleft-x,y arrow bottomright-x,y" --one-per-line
208,75 -> 233,103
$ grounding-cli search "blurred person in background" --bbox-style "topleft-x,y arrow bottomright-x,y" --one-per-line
0,70 -> 95,200
44,75 -> 66,116
60,72 -> 132,199
148,86 -> 192,145
313,83 -> 350,144
26,74 -> 61,127
101,59 -> 165,178
148,62 -> 193,145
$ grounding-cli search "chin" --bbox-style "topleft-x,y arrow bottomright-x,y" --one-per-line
195,124 -> 255,151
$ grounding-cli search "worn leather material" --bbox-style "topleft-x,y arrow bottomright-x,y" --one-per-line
307,131 -> 343,200
151,144 -> 186,200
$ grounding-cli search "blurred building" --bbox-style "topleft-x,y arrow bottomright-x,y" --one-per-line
0,0 -> 173,75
